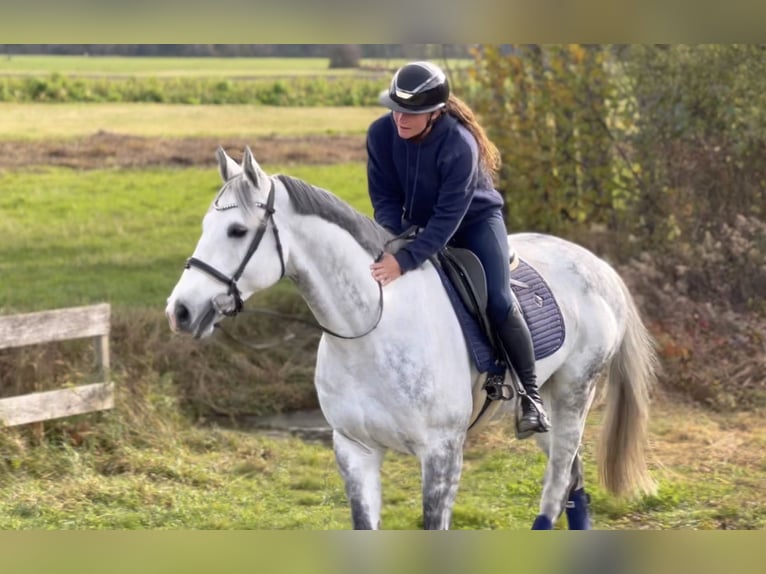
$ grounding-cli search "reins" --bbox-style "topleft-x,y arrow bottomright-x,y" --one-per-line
185,177 -> 385,342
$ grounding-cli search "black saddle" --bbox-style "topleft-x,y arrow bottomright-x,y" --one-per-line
438,247 -> 493,345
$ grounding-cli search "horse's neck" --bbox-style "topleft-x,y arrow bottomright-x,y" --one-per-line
282,211 -> 380,335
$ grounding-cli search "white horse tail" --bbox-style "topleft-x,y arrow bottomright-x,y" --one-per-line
598,279 -> 659,497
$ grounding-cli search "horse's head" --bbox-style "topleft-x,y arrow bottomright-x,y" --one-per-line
166,147 -> 286,338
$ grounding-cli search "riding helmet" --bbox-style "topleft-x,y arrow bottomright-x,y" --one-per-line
378,61 -> 450,114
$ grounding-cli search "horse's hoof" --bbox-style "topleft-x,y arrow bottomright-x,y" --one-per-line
531,514 -> 553,530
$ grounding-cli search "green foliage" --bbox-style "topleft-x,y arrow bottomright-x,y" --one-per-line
619,45 -> 766,250
0,75 -> 384,106
468,45 -> 622,236
468,44 -> 766,265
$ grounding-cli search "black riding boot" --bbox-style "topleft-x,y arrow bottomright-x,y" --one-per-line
496,304 -> 551,434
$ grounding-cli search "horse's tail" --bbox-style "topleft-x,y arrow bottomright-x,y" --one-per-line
598,279 -> 658,497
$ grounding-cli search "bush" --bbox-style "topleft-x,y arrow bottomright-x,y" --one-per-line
0,75 -> 385,106
618,216 -> 766,410
467,45 -> 766,261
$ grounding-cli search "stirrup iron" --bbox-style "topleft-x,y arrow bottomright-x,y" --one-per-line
484,372 -> 513,401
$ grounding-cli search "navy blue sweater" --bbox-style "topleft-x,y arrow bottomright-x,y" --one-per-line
366,112 -> 504,272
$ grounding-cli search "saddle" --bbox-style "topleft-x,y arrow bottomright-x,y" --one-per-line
432,247 -> 531,438
386,231 -> 565,432
438,247 -> 494,352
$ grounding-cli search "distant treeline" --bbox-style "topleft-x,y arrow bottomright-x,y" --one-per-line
0,44 -> 474,59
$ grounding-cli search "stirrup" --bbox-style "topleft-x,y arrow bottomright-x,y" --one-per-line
514,397 -> 550,439
484,372 -> 513,401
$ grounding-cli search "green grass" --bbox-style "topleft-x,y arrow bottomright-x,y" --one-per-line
0,56 -> 359,78
0,103 -> 383,139
0,55 -> 468,78
2,401 -> 763,529
0,163 -> 370,313
0,409 -> 608,529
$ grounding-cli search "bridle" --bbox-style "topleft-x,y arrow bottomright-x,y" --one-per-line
184,176 -> 384,340
186,179 -> 285,317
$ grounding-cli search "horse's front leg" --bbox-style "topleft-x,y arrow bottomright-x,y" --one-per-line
333,430 -> 385,530
421,437 -> 465,530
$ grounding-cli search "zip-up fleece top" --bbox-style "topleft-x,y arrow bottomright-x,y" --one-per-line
366,112 -> 504,273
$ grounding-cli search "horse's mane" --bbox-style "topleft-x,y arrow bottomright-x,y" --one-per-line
277,174 -> 392,257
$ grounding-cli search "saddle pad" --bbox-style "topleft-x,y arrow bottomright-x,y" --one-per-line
436,258 -> 565,373
437,265 -> 503,374
510,259 -> 566,360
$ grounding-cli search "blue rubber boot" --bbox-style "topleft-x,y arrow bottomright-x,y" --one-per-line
531,514 -> 553,530
565,487 -> 591,530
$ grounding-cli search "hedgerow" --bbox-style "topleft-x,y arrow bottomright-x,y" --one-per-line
0,74 -> 384,106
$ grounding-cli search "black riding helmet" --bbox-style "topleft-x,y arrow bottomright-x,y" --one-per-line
379,61 -> 450,114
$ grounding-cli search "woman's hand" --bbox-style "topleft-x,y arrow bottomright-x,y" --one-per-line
370,253 -> 402,286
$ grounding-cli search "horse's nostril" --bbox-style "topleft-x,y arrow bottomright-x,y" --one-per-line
175,302 -> 191,327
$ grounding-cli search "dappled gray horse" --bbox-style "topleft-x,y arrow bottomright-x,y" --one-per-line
166,147 -> 658,529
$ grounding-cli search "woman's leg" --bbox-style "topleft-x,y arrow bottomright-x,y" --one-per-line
451,213 -> 550,434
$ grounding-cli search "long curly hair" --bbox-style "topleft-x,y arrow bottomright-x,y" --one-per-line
445,94 -> 501,181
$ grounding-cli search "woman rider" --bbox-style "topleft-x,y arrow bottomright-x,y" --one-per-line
366,61 -> 550,435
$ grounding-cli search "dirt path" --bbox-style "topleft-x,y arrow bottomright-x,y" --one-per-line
0,132 -> 366,170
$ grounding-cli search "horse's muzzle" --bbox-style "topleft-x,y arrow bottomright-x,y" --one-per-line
168,300 -> 208,335
169,300 -> 193,333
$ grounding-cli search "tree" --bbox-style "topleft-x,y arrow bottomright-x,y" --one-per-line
467,45 -> 618,237
327,45 -> 361,69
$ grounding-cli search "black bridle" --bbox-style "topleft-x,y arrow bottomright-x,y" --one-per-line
184,178 -> 384,340
185,179 -> 285,317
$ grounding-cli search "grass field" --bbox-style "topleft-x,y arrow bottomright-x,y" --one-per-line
0,103 -> 383,139
0,56 -> 470,79
0,163 -> 370,313
0,56 -> 369,78
1,396 -> 763,529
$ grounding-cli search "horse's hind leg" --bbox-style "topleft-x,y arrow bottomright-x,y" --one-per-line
564,451 -> 591,530
537,430 -> 589,527
531,377 -> 596,530
420,437 -> 465,530
333,431 -> 385,530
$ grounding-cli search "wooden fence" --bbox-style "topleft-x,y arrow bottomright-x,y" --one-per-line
0,303 -> 113,427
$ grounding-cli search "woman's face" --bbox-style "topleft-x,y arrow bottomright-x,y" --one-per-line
392,111 -> 434,140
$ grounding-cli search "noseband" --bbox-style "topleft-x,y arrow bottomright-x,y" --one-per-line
184,177 -> 384,340
185,180 -> 285,317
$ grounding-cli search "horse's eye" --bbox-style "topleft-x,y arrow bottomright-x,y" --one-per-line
227,225 -> 248,239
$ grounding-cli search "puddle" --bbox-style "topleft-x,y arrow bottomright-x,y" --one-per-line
210,409 -> 333,445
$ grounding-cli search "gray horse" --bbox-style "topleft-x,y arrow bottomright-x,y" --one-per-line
166,147 -> 658,529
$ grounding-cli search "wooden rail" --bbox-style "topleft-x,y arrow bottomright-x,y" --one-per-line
0,303 -> 114,427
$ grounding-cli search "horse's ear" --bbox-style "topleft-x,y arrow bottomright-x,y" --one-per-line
216,146 -> 241,182
242,146 -> 269,191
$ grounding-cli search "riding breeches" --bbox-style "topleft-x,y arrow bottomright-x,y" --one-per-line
449,210 -> 516,329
